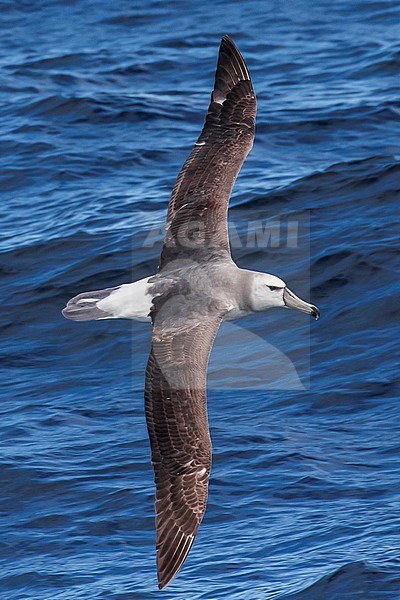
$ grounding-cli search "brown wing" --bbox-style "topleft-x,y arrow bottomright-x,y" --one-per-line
145,293 -> 225,589
159,35 -> 256,269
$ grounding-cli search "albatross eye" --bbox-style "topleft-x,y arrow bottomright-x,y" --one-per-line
268,286 -> 280,291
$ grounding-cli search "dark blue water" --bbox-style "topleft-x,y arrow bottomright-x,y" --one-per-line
1,1 -> 400,598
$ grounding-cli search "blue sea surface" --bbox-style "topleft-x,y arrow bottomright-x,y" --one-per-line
1,1 -> 400,598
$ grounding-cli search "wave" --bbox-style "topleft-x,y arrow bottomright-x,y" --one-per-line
284,561 -> 400,599
2,1 -> 400,597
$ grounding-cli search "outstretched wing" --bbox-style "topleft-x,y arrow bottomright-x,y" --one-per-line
145,292 -> 225,589
160,35 -> 256,269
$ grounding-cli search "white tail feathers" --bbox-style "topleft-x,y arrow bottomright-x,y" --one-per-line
62,278 -> 153,322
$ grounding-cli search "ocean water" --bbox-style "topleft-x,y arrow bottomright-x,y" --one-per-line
1,0 -> 400,598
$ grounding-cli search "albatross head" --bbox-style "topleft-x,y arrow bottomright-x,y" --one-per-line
251,273 -> 319,320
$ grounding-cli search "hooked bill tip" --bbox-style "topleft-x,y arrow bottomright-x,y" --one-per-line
311,306 -> 320,320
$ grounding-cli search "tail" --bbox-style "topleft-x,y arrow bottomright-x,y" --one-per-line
62,278 -> 153,322
62,286 -> 120,321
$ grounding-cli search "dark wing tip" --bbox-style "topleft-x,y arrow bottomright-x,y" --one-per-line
153,468 -> 210,589
207,34 -> 254,117
157,530 -> 196,590
218,34 -> 251,82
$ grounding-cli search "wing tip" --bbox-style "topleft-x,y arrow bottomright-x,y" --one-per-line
221,33 -> 233,43
156,533 -> 195,590
218,34 -> 250,81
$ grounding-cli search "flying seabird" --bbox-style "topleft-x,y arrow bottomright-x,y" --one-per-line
62,36 -> 319,589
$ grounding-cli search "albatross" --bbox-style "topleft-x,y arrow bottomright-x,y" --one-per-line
62,35 -> 319,589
